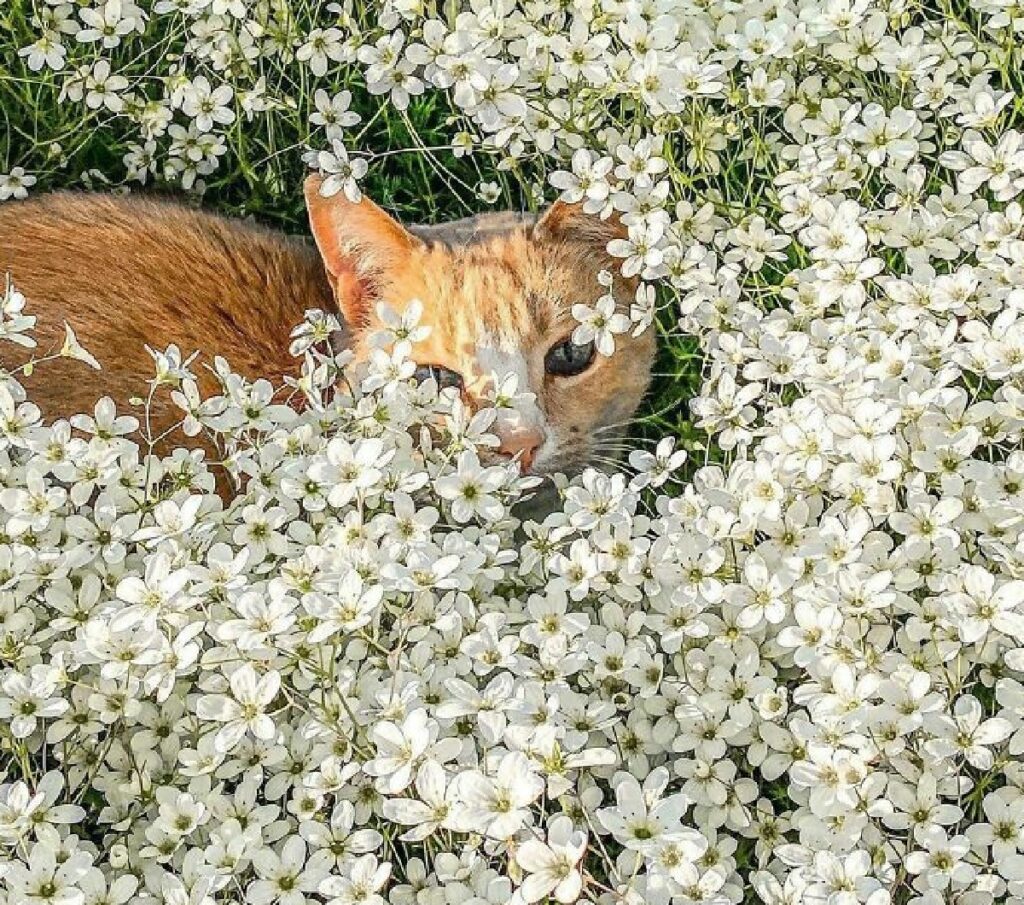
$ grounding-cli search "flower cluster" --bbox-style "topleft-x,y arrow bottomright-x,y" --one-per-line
7,0 -> 1024,904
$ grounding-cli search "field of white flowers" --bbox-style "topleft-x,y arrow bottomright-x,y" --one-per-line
4,0 -> 1024,904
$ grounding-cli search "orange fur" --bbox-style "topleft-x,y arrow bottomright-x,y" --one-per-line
0,185 -> 655,475
0,192 -> 333,445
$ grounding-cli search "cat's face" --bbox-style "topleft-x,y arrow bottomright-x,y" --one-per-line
305,176 -> 655,477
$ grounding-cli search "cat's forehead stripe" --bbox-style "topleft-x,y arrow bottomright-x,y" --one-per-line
410,232 -> 600,371
441,258 -> 534,338
478,328 -> 522,355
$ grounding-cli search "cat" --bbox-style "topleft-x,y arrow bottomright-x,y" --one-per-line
0,176 -> 655,477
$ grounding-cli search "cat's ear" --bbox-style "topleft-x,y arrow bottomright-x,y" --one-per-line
532,200 -> 628,251
304,174 -> 424,326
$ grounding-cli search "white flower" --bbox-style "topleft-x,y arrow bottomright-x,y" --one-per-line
248,837 -> 326,905
310,89 -> 361,138
112,551 -> 191,632
628,437 -> 687,488
550,149 -> 614,208
307,435 -> 392,508
77,0 -> 141,49
297,28 -> 352,78
381,760 -> 463,841
364,709 -> 437,796
315,140 -> 370,203
180,76 -> 235,133
924,695 -> 1012,769
905,826 -> 974,891
59,323 -> 101,370
944,566 -> 1024,643
0,666 -> 68,738
0,468 -> 66,536
453,751 -> 544,839
0,167 -> 37,201
195,663 -> 281,752
434,450 -> 507,522
3,844 -> 92,905
596,769 -> 695,852
571,294 -> 631,356
18,34 -> 67,72
319,854 -> 391,905
515,815 -> 588,904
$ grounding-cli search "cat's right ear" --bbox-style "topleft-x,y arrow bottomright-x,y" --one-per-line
304,174 -> 423,326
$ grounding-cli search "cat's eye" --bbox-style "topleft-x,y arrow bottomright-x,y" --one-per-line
544,337 -> 597,377
413,364 -> 463,392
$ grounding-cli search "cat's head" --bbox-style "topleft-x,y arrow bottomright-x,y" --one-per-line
304,174 -> 655,477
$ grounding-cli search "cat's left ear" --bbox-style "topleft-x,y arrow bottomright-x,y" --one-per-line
532,200 -> 628,252
304,174 -> 424,326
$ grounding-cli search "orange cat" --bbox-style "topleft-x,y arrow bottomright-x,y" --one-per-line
0,177 -> 654,475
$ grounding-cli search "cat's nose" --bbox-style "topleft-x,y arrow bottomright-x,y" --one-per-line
497,427 -> 545,472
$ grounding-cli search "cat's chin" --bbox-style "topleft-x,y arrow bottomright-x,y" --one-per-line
511,455 -> 610,522
511,479 -> 563,523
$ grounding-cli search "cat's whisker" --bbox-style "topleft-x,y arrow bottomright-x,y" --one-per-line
593,434 -> 646,446
591,436 -> 642,450
590,444 -> 640,464
592,417 -> 634,430
585,448 -> 630,462
592,447 -> 634,460
590,430 -> 626,441
590,459 -> 642,478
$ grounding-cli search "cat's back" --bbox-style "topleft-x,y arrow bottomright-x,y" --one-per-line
0,192 -> 333,431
